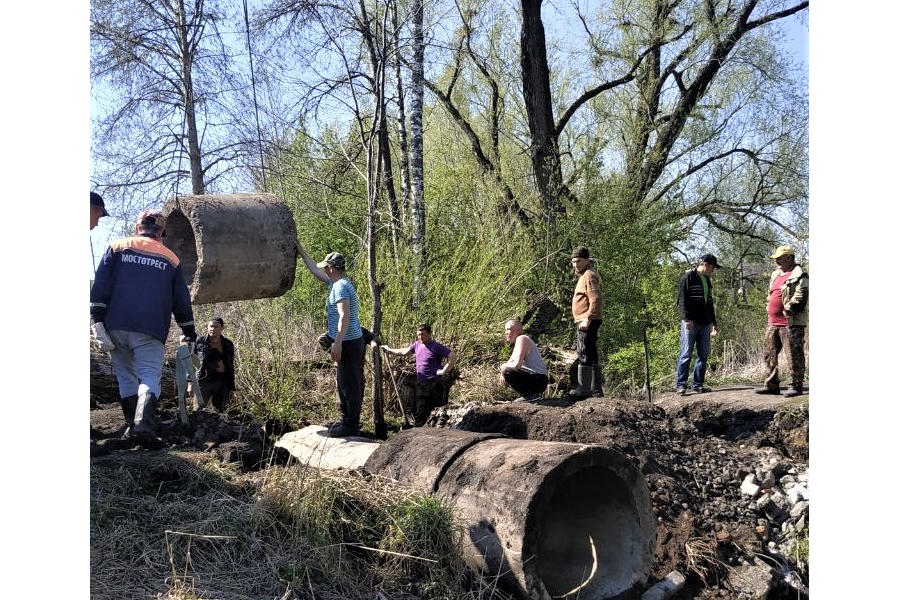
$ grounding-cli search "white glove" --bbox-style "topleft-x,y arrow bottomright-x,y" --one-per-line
91,322 -> 116,352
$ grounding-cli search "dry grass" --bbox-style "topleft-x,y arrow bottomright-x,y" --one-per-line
91,450 -> 515,600
684,537 -> 731,588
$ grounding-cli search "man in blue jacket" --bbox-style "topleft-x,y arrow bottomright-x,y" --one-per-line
675,253 -> 720,395
90,210 -> 197,443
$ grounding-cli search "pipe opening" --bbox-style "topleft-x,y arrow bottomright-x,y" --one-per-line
534,465 -> 643,598
161,194 -> 298,304
163,209 -> 198,287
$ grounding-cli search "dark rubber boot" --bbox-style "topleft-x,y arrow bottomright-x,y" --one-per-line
591,366 -> 604,397
133,391 -> 159,437
568,365 -> 594,399
326,422 -> 361,438
119,395 -> 138,438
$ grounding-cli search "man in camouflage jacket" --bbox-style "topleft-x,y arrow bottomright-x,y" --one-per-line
756,245 -> 808,397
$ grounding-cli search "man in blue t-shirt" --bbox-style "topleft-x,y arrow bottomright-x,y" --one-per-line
298,243 -> 365,437
382,323 -> 457,426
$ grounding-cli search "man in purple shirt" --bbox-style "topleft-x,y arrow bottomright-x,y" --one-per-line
381,323 -> 457,426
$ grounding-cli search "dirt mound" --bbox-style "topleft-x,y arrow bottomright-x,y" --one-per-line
447,389 -> 809,597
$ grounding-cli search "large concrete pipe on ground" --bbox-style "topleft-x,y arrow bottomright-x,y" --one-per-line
162,194 -> 298,304
277,426 -> 656,600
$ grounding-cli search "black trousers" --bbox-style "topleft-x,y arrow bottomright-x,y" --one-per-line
199,376 -> 231,412
503,370 -> 548,396
336,336 -> 366,428
412,377 -> 446,426
577,319 -> 601,366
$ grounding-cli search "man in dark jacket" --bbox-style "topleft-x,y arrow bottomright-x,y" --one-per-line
193,317 -> 236,411
675,253 -> 720,394
90,191 -> 109,231
90,210 -> 197,442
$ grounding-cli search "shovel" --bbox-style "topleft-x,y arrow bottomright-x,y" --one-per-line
175,338 -> 204,426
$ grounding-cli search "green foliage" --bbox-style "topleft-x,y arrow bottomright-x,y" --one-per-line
224,298 -> 337,428
236,44 -> 797,402
604,340 -> 648,390
377,222 -> 540,352
557,183 -> 679,390
787,527 -> 809,575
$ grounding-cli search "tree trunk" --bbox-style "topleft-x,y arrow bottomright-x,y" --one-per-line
367,151 -> 386,439
520,0 -> 566,222
390,1 -> 410,245
357,0 -> 387,439
174,0 -> 205,195
378,92 -> 400,256
410,0 -> 426,310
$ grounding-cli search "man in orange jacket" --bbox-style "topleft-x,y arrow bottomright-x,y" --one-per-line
569,246 -> 603,398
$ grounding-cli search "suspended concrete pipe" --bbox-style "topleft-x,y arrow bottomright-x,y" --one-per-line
162,193 -> 298,305
276,426 -> 656,600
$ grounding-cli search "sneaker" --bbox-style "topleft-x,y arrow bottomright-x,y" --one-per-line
754,387 -> 781,395
693,386 -> 712,393
326,423 -> 361,438
783,388 -> 805,398
676,387 -> 687,396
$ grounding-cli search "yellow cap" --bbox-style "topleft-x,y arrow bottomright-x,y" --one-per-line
770,245 -> 794,259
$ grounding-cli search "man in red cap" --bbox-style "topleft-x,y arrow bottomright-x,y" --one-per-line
755,245 -> 808,397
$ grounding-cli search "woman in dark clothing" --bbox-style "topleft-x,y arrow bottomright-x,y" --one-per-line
193,317 -> 236,411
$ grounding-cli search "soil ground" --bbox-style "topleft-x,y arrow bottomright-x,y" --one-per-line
90,342 -> 809,599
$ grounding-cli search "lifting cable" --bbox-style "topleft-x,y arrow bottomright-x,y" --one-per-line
243,0 -> 267,190
175,108 -> 186,200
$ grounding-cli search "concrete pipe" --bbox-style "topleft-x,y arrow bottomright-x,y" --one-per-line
363,428 -> 656,600
162,194 -> 298,304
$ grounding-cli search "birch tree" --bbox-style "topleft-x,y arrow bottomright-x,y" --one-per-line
409,0 -> 426,309
91,0 -> 254,208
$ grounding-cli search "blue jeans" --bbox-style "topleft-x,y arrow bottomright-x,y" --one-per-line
675,321 -> 711,390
